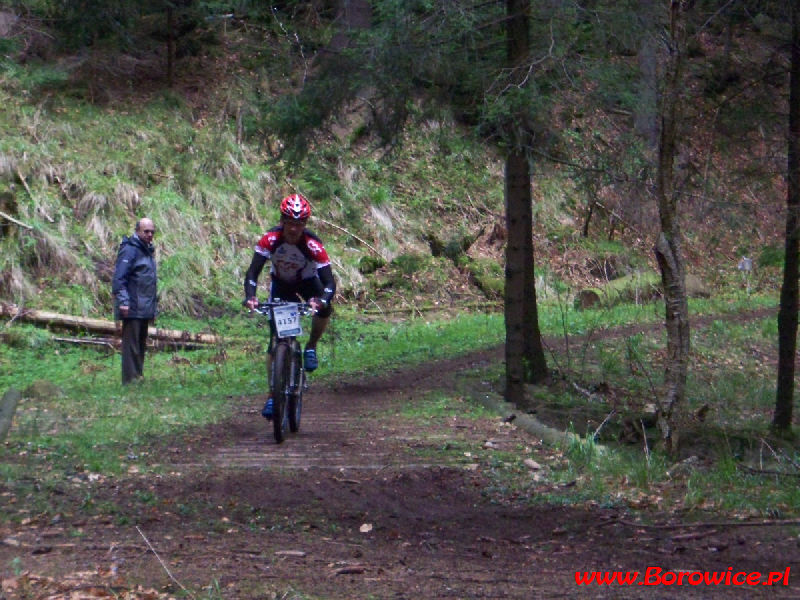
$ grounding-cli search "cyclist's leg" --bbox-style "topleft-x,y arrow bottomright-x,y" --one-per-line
308,316 -> 328,348
298,277 -> 332,348
298,278 -> 332,370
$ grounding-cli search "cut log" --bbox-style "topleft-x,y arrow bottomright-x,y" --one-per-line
0,304 -> 222,346
574,272 -> 662,310
574,272 -> 711,311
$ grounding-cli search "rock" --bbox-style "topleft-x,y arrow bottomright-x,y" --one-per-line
0,11 -> 18,37
685,274 -> 711,298
23,380 -> 64,400
666,455 -> 700,479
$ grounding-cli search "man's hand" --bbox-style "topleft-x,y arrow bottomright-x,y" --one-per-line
245,297 -> 259,310
119,305 -> 130,318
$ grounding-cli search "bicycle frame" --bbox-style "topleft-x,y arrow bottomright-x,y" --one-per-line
253,300 -> 312,443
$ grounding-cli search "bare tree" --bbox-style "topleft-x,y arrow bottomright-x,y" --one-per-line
653,0 -> 692,454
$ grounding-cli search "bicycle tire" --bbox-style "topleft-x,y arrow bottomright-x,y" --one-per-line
288,341 -> 303,433
271,342 -> 291,443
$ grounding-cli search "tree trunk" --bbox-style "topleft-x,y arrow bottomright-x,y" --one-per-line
522,169 -> 548,384
582,200 -> 596,238
773,4 -> 800,432
635,0 -> 660,148
505,150 -> 529,407
328,0 -> 373,53
503,0 -> 547,404
167,6 -> 176,87
653,0 -> 691,454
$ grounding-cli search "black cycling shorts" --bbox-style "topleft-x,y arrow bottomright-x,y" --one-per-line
270,277 -> 333,318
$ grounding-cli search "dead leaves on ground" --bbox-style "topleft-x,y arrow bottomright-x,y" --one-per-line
2,571 -> 172,600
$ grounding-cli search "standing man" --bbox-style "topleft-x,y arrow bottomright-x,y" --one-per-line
244,193 -> 336,418
113,217 -> 158,385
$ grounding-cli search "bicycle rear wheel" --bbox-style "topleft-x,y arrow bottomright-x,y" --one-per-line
271,342 -> 291,443
288,341 -> 303,433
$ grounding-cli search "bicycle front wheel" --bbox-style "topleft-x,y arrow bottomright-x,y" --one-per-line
288,341 -> 303,433
271,342 -> 291,444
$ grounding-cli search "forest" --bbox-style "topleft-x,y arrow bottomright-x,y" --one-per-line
2,1 -> 800,597
1,0 -> 794,442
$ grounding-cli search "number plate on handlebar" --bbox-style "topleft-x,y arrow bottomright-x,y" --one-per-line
273,304 -> 303,337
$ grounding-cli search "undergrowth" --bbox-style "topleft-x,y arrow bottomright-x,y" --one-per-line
0,2 -> 793,524
4,296 -> 787,521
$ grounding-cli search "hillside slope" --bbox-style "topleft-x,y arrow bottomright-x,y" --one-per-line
0,7 -> 787,319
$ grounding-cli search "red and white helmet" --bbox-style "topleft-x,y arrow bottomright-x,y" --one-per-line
280,193 -> 311,221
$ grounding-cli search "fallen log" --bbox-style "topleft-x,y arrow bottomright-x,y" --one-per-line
0,304 -> 222,346
573,272 -> 711,311
52,335 -> 211,351
574,272 -> 662,310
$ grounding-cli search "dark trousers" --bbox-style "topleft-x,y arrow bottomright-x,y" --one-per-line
121,319 -> 149,384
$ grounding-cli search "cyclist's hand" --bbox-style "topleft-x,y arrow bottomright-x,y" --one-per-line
245,297 -> 259,310
308,297 -> 326,313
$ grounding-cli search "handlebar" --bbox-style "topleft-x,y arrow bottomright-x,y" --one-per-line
246,300 -> 315,317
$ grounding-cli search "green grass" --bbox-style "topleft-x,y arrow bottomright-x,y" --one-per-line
0,288 -> 796,549
0,310 -> 506,486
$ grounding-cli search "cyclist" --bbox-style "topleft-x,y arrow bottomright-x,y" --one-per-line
244,193 -> 336,419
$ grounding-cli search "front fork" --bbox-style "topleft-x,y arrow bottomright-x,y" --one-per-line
269,338 -> 307,398
289,340 -> 307,397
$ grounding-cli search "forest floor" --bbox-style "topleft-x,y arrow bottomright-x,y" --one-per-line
2,309 -> 799,599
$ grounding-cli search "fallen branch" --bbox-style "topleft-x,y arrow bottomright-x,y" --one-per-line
360,301 -> 502,315
0,304 -> 223,347
52,336 -> 117,350
572,381 -> 599,402
0,210 -> 33,230
592,409 -> 616,441
611,518 -> 800,530
334,564 -> 367,575
15,167 -> 35,199
313,217 -> 383,258
14,168 -> 53,222
52,335 -> 212,351
737,464 -> 800,479
136,526 -> 194,599
671,529 -> 718,541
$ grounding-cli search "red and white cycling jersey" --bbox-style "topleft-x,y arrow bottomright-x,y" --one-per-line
254,227 -> 331,283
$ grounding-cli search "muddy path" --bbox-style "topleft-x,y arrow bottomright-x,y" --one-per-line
2,306 -> 798,599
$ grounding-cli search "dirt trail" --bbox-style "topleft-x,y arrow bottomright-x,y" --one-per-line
2,307 -> 798,599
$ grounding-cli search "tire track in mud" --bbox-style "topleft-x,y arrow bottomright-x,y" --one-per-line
206,306 -> 777,472
206,386 -> 475,471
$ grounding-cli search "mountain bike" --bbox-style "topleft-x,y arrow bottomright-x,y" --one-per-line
252,300 -> 313,443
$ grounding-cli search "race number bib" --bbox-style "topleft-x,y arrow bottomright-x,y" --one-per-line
273,304 -> 302,337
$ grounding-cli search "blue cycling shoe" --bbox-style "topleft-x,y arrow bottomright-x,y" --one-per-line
261,397 -> 274,420
304,348 -> 318,371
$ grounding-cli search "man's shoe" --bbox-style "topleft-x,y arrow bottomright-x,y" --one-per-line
304,348 -> 318,371
261,397 -> 274,420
